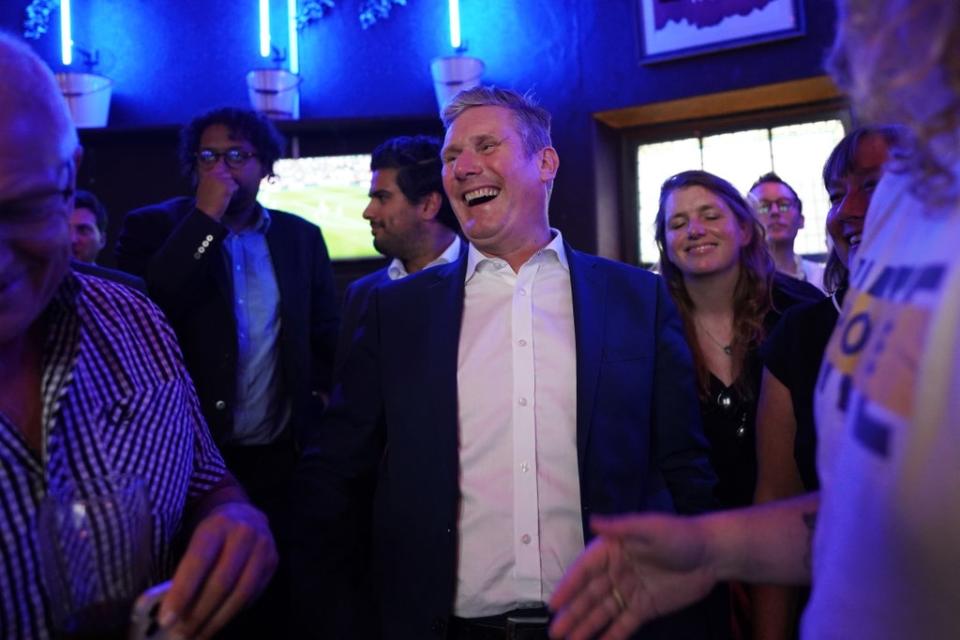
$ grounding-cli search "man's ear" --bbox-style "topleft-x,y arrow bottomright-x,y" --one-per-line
419,191 -> 442,221
538,147 -> 559,183
798,212 -> 805,230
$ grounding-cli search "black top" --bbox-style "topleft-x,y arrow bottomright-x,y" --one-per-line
700,273 -> 823,508
760,289 -> 845,491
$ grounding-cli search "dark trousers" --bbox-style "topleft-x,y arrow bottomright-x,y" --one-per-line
215,439 -> 298,639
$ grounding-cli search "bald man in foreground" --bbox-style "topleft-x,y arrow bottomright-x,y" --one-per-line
0,32 -> 276,640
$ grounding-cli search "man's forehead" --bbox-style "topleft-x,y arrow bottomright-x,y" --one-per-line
370,168 -> 399,189
0,118 -> 74,199
753,182 -> 790,196
71,207 -> 97,222
199,124 -> 253,147
443,106 -> 517,145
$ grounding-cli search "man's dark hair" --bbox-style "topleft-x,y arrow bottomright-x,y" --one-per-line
178,107 -> 285,180
749,171 -> 803,214
370,135 -> 458,232
73,189 -> 108,232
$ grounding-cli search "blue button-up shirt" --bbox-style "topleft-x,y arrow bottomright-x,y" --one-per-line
221,207 -> 290,445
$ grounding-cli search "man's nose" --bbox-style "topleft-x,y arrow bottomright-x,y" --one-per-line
452,151 -> 481,179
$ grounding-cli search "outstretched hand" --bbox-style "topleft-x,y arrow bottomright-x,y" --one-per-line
159,502 -> 278,640
549,514 -> 718,640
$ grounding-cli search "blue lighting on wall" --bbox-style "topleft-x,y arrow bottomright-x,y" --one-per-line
260,0 -> 271,57
60,0 -> 73,65
287,0 -> 299,74
448,0 -> 461,50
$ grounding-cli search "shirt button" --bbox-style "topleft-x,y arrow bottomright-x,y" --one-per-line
518,397 -> 528,407
521,534 -> 531,545
206,234 -> 214,241
215,400 -> 227,410
518,339 -> 527,347
520,462 -> 529,473
518,288 -> 527,296
193,252 -> 202,260
198,246 -> 205,254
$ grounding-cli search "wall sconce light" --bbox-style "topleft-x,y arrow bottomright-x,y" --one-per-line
430,0 -> 484,113
249,0 -> 301,119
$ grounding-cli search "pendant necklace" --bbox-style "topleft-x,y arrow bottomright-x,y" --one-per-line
696,319 -> 733,356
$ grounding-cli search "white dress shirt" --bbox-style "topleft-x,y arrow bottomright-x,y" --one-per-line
454,230 -> 583,617
387,235 -> 462,281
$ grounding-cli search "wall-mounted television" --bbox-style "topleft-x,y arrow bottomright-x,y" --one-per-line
257,154 -> 379,260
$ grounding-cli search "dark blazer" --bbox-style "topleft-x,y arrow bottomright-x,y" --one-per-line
114,196 -> 340,446
334,240 -> 468,376
333,266 -> 391,377
294,243 -> 717,639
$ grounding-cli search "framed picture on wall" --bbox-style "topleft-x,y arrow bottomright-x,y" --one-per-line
637,0 -> 805,63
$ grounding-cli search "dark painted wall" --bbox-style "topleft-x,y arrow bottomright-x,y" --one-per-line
2,0 -> 838,256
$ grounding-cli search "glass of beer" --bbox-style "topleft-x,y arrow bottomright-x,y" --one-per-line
37,474 -> 153,640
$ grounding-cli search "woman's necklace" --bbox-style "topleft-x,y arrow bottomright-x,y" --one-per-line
696,318 -> 733,355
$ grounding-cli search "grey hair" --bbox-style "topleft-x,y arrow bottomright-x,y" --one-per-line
441,86 -> 552,157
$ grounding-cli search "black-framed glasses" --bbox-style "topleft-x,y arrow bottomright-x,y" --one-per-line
195,149 -> 258,169
755,199 -> 797,215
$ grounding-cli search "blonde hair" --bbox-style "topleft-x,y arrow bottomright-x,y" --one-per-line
827,0 -> 960,203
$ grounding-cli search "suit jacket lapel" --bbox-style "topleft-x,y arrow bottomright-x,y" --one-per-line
264,211 -> 292,312
567,245 -> 606,461
424,256 -> 468,485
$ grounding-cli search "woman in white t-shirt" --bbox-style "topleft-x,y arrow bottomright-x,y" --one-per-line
548,1 -> 960,639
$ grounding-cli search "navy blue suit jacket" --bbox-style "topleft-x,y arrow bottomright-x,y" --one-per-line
295,243 -> 716,639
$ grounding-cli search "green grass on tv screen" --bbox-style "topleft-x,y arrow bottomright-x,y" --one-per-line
258,155 -> 379,260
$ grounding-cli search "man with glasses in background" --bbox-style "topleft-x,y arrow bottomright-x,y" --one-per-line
749,172 -> 826,292
116,106 -> 340,637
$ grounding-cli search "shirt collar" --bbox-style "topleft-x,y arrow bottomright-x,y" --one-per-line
387,235 -> 463,281
228,204 -> 271,238
464,229 -> 567,282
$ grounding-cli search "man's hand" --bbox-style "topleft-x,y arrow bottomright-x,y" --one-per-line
158,502 -> 278,640
195,165 -> 237,221
548,514 -> 718,640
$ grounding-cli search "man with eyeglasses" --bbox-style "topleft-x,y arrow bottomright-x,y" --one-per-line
0,34 -> 277,640
748,172 -> 826,292
116,106 -> 340,637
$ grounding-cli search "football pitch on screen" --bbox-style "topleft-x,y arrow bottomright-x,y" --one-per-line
258,185 -> 379,260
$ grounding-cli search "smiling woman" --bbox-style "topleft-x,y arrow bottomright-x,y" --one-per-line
654,171 -> 821,508
654,168 -> 822,634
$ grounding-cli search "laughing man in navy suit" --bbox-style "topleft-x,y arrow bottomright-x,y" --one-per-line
294,87 -> 717,639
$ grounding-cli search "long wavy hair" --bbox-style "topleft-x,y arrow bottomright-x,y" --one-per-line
655,170 -> 776,399
827,0 -> 959,205
821,125 -> 906,292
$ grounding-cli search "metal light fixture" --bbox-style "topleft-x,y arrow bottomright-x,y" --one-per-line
430,0 -> 484,113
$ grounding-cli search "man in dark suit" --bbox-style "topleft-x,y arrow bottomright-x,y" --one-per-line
335,135 -> 463,374
294,87 -> 715,639
115,107 -> 339,637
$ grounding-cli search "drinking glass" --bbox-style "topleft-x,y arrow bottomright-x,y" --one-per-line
37,474 -> 153,640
